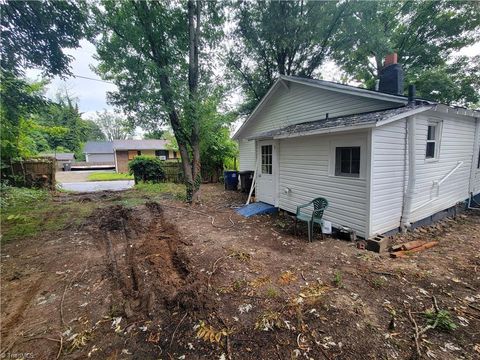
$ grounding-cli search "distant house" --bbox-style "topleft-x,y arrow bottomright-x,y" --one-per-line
84,139 -> 178,172
39,153 -> 75,170
84,141 -> 115,163
234,53 -> 480,239
112,139 -> 178,173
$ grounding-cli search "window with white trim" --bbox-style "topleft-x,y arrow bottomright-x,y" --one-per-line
426,122 -> 440,159
335,147 -> 360,177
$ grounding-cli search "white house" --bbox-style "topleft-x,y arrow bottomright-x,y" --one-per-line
233,55 -> 480,239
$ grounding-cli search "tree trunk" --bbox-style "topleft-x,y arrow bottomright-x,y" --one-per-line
187,0 -> 202,203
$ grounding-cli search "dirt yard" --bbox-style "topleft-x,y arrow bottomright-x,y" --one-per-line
1,184 -> 479,359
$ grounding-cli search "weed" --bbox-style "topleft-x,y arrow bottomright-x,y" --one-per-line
232,279 -> 248,292
333,271 -> 343,287
371,277 -> 385,289
424,309 -> 457,331
265,287 -> 279,298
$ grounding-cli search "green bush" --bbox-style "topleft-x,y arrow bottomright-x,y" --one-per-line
128,156 -> 165,184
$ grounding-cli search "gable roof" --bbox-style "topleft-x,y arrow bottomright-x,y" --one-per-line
233,75 -> 410,140
84,141 -> 114,154
112,139 -> 168,150
249,104 -> 433,140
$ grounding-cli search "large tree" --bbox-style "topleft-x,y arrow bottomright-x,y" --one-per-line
227,0 -> 350,113
92,0 -> 223,202
93,110 -> 134,141
332,0 -> 480,106
0,0 -> 87,168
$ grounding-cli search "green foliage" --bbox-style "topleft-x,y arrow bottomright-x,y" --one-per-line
227,1 -> 349,113
128,156 -> 165,184
87,172 -> 134,181
424,309 -> 457,332
199,91 -> 238,172
332,1 -> 480,106
333,271 -> 343,288
1,0 -> 87,76
0,186 -> 95,244
93,110 -> 134,141
144,129 -> 165,140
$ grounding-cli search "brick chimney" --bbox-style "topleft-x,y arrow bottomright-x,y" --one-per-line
378,52 -> 404,95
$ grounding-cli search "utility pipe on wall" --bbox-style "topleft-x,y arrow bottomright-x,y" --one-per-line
401,116 -> 416,230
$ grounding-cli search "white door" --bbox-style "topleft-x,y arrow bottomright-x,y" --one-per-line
257,140 -> 278,205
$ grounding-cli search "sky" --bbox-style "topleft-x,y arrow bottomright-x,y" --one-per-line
26,39 -> 480,125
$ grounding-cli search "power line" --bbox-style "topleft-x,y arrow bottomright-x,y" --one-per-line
72,74 -> 115,85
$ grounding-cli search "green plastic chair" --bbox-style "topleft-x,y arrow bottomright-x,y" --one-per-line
294,197 -> 329,242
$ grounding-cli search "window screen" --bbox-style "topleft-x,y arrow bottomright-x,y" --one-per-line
335,147 -> 360,177
261,145 -> 273,174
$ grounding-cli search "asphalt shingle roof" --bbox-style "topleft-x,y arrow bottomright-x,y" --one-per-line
249,105 -> 431,140
84,141 -> 114,154
112,139 -> 168,150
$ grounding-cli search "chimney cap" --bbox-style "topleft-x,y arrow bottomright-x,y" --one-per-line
384,53 -> 398,68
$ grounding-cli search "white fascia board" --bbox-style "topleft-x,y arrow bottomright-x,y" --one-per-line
375,106 -> 433,127
272,122 -> 376,140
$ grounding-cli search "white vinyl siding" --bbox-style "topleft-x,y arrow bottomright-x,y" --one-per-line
278,131 -> 368,238
239,82 -> 402,138
238,139 -> 256,171
472,119 -> 480,195
410,112 -> 477,222
370,111 -> 479,237
370,119 -> 408,235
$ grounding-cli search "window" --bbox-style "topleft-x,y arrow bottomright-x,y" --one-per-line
426,123 -> 440,159
155,150 -> 169,160
261,145 -> 272,174
335,147 -> 360,177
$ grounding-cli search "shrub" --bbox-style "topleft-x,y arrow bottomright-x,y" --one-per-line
128,156 -> 165,184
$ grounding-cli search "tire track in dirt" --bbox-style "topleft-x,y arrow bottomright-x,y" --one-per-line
91,201 -> 211,322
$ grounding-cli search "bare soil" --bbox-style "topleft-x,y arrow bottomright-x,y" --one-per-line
1,184 -> 479,359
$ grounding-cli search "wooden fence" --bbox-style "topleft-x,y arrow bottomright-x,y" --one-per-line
163,162 -> 183,183
162,162 -> 222,184
8,158 -> 56,190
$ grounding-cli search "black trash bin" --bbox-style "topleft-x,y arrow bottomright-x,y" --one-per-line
63,162 -> 71,171
239,170 -> 254,193
224,170 -> 239,190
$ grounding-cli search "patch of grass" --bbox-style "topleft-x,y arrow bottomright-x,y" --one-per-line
0,186 -> 96,244
333,271 -> 343,287
265,287 -> 279,298
87,172 -> 133,181
134,182 -> 186,201
371,277 -> 386,289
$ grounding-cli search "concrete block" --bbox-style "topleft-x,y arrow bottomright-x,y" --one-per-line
366,235 -> 391,253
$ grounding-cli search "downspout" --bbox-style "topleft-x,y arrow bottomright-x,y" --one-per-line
401,116 -> 416,230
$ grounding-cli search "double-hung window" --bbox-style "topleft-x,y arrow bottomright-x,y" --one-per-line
335,146 -> 360,178
426,122 -> 440,159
